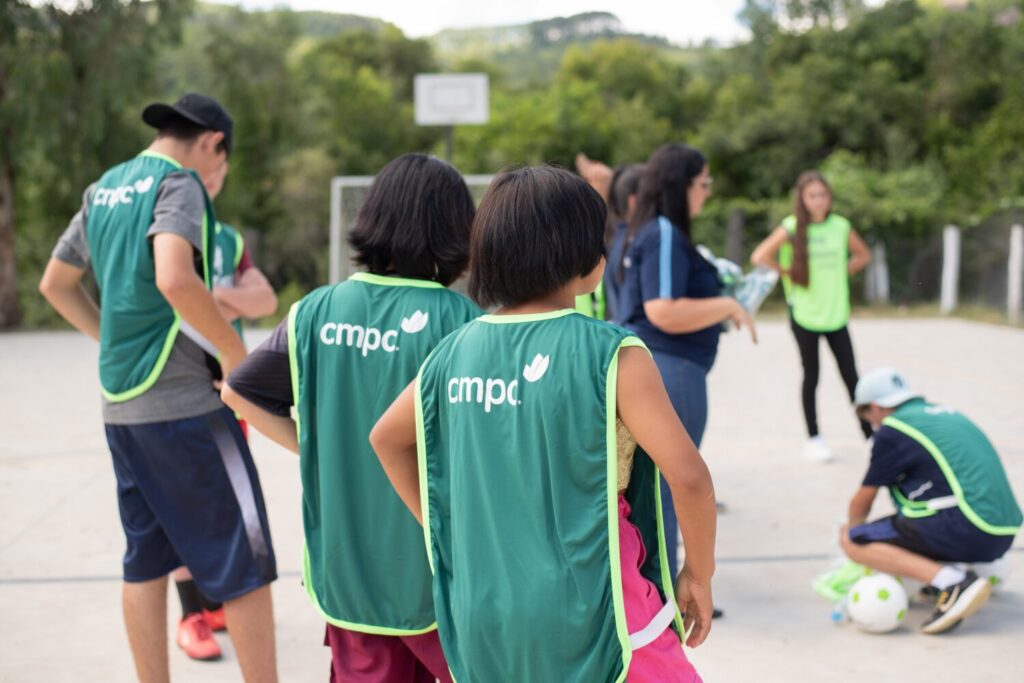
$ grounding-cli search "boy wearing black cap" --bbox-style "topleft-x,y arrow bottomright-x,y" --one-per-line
39,94 -> 278,682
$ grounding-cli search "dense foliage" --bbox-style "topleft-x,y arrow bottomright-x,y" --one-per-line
3,0 -> 1023,326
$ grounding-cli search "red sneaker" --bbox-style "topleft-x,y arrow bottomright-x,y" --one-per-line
176,613 -> 222,661
203,607 -> 227,632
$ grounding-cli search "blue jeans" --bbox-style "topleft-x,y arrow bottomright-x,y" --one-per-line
651,351 -> 709,580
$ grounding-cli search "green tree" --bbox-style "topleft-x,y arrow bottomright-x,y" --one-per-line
4,0 -> 192,328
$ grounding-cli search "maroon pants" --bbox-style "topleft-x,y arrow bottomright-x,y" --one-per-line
324,623 -> 452,682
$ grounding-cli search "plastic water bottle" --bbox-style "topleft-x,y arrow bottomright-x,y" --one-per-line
831,600 -> 849,624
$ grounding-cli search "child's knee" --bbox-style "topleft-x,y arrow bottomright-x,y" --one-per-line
839,525 -> 856,553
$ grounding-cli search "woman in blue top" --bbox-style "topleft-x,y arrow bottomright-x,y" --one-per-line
615,143 -> 757,582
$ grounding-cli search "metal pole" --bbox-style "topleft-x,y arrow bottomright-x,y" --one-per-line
329,177 -> 342,284
445,126 -> 454,162
1008,224 -> 1023,324
940,225 -> 960,315
865,242 -> 889,305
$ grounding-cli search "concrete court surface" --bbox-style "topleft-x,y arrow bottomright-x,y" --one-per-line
1,317 -> 1021,682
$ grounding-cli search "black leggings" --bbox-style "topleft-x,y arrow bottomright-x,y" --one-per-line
790,318 -> 873,439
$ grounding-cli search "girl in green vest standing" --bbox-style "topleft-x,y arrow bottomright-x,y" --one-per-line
372,166 -> 716,682
223,154 -> 481,681
751,171 -> 873,462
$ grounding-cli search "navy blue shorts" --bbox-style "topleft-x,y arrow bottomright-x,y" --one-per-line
849,512 -> 1014,564
105,407 -> 277,602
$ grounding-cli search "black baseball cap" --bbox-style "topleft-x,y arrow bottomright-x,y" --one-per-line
142,93 -> 233,154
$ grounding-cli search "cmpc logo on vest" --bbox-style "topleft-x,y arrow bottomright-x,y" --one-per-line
92,176 -> 156,208
448,353 -> 550,413
319,310 -> 429,356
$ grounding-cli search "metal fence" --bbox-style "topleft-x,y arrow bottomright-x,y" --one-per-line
864,219 -> 1024,323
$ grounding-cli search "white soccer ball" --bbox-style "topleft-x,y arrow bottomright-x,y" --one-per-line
847,573 -> 909,633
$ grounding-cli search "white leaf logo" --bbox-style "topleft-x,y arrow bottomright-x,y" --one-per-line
134,176 -> 154,194
522,354 -> 550,383
400,310 -> 429,334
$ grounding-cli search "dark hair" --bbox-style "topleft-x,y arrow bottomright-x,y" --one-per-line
629,143 -> 707,237
469,165 -> 607,308
617,144 -> 706,283
789,170 -> 833,287
349,154 -> 474,286
155,116 -> 229,155
609,163 -> 645,224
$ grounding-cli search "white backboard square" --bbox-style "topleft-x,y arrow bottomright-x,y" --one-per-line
415,73 -> 489,126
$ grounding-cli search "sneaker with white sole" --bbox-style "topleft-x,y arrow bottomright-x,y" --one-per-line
176,613 -> 222,661
921,570 -> 992,635
803,436 -> 834,462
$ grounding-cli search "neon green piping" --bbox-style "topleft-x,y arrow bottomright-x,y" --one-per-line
653,465 -> 686,637
290,301 -> 434,636
201,211 -> 211,289
619,336 -> 684,636
413,367 -> 436,574
478,309 -> 577,324
138,150 -> 183,168
884,417 -> 1020,535
301,544 -> 438,635
287,302 -> 302,440
619,337 -> 648,352
100,316 -> 182,402
233,229 -> 244,268
606,341 -> 632,681
103,155 -> 203,402
890,486 -> 937,518
350,272 -> 444,288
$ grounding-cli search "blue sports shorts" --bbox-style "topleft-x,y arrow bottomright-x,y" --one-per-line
849,512 -> 1013,564
105,407 -> 277,601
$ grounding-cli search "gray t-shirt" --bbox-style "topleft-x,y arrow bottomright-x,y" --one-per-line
53,171 -> 225,425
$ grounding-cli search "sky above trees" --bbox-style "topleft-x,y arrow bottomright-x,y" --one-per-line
230,0 -> 754,45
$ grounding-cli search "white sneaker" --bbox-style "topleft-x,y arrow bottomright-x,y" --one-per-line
803,436 -> 834,462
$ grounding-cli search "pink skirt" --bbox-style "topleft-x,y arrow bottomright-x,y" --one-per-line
619,495 -> 703,683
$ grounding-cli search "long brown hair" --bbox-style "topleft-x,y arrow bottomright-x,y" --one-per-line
789,170 -> 832,287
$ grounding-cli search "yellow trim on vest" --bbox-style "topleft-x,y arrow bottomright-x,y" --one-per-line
616,336 -> 683,638
884,417 -> 1020,536
100,316 -> 181,402
102,154 -> 207,402
606,341 -> 633,681
414,365 -> 435,575
478,309 -> 577,324
301,544 -> 438,636
137,150 -> 183,168
287,301 -> 302,440
233,229 -> 244,268
349,272 -> 444,288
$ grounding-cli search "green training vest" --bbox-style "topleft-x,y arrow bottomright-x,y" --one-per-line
575,280 -> 607,320
883,400 -> 1021,535
213,221 -> 245,337
778,213 -> 851,332
416,309 -> 680,682
85,151 -> 216,402
288,272 -> 482,634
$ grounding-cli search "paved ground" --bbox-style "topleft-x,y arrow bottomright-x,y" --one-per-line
1,317 -> 1021,682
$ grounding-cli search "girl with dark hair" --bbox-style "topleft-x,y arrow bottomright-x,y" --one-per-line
222,153 -> 481,681
574,155 -> 645,320
372,165 -> 715,682
751,171 -> 873,462
603,163 -> 646,318
615,143 -> 757,582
